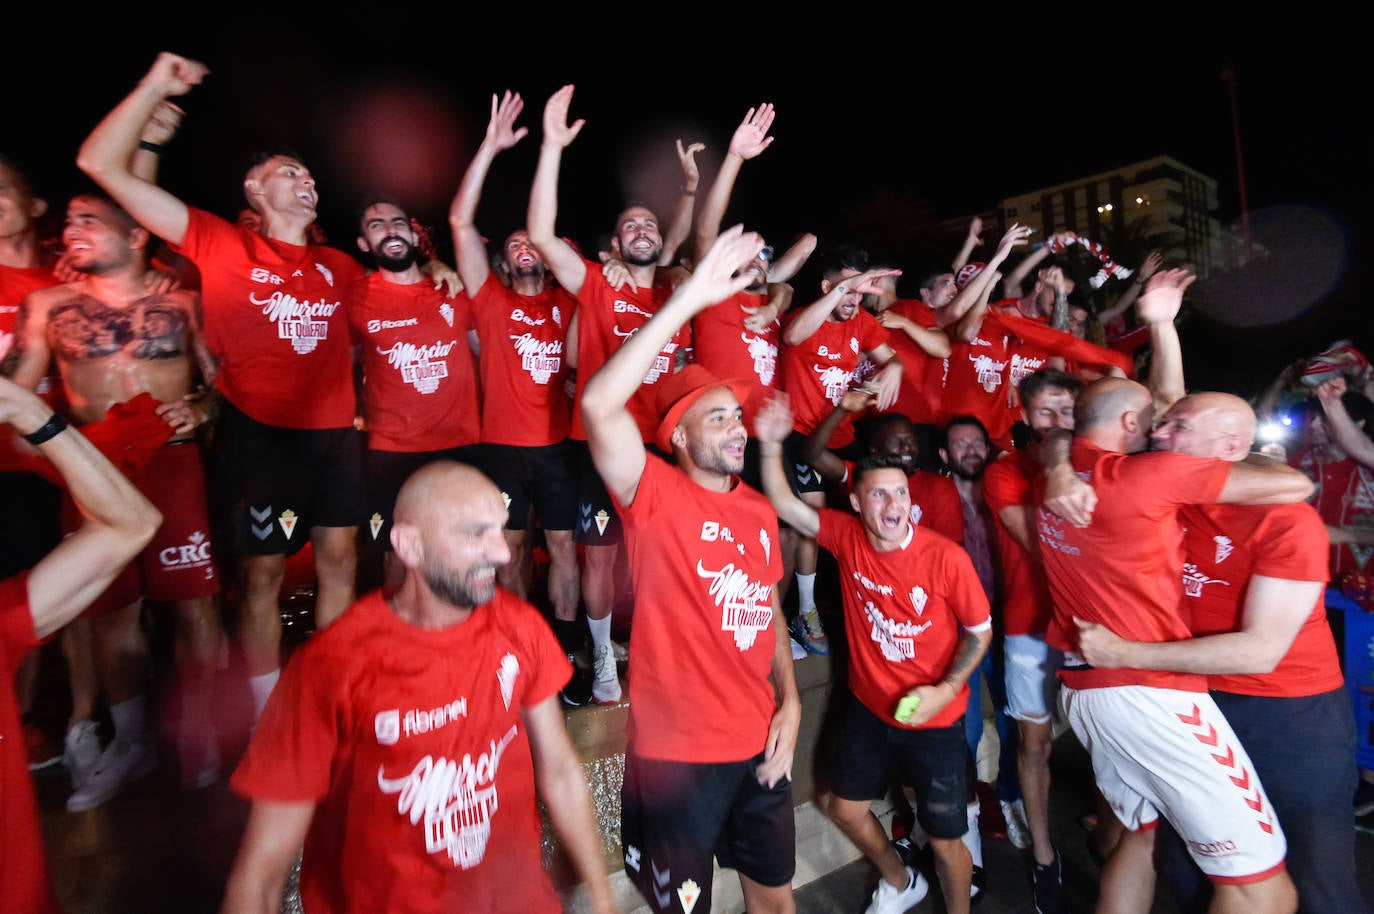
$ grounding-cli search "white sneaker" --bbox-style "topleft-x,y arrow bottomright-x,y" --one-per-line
63,720 -> 103,790
790,636 -> 808,660
66,736 -> 158,812
591,643 -> 621,704
863,866 -> 928,914
1001,798 -> 1032,850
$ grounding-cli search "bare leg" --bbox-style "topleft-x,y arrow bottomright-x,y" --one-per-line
929,835 -> 972,914
738,871 -> 796,914
1018,717 -> 1057,866
826,794 -> 911,890
91,600 -> 148,707
310,525 -> 358,630
544,529 -> 580,623
1209,875 -> 1296,914
237,554 -> 284,678
1097,825 -> 1157,914
499,528 -> 529,599
61,616 -> 99,730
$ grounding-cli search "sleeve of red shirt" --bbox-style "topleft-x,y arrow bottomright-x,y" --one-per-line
1253,503 -> 1330,583
982,456 -> 1029,515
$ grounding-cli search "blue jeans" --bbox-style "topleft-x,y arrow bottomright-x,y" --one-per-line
965,637 -> 1020,802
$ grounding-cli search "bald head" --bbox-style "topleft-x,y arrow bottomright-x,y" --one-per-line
393,461 -> 502,529
391,461 -> 511,612
1150,392 -> 1257,461
1073,378 -> 1154,454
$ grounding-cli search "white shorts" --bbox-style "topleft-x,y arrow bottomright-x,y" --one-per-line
1062,684 -> 1288,883
1003,633 -> 1062,724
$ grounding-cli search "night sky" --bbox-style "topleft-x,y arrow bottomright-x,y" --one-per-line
12,23 -> 1370,401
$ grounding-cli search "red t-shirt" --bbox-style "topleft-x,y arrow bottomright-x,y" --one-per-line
230,589 -> 568,914
1181,502 -> 1343,697
618,456 -> 783,761
469,275 -> 573,448
839,461 -> 964,545
351,272 -> 479,453
940,310 -> 1051,451
1290,448 -> 1374,578
983,450 -> 1054,636
569,265 -> 685,443
172,207 -> 365,429
1,263 -> 64,407
690,290 -> 780,429
816,510 -> 991,727
778,308 -> 889,449
0,573 -> 61,914
855,299 -> 943,426
1034,441 -> 1230,691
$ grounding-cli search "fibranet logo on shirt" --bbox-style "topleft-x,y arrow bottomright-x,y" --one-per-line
373,696 -> 470,747
366,317 -> 420,333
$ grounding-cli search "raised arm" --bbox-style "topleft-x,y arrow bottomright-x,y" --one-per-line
875,306 -> 952,358
781,267 -> 899,346
1139,268 -> 1194,415
1216,455 -> 1315,505
694,102 -> 775,257
766,232 -> 817,284
943,224 -> 1030,340
1000,231 -> 1071,300
659,138 -> 704,268
450,90 -> 529,293
1315,376 -> 1374,469
76,51 -> 208,247
1098,249 -> 1162,326
753,390 -> 821,538
0,376 -> 162,639
526,84 -> 588,296
522,696 -> 617,914
581,226 -> 761,506
802,390 -> 874,482
950,216 -> 983,274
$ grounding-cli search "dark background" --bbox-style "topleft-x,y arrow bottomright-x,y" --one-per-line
10,22 -> 1369,403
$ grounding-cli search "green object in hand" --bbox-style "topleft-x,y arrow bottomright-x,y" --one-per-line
894,694 -> 921,724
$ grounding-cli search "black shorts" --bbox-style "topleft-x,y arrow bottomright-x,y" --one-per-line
211,400 -> 367,558
830,694 -> 969,840
621,749 -> 795,913
569,438 -> 622,546
362,445 -> 483,553
480,440 -> 577,533
782,430 -> 826,497
0,470 -> 61,578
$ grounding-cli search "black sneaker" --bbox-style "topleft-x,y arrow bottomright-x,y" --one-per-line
1032,850 -> 1064,914
560,659 -> 594,707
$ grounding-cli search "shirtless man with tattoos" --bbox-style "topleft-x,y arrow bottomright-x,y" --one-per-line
13,192 -> 226,808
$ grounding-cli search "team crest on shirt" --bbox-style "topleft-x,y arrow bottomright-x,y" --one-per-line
1181,563 -> 1230,597
760,528 -> 772,565
909,586 -> 928,616
500,491 -> 512,510
278,509 -> 298,539
497,653 -> 519,711
369,513 -> 385,540
678,879 -> 702,914
552,305 -> 563,327
1214,535 -> 1234,564
314,262 -> 335,287
440,302 -> 455,327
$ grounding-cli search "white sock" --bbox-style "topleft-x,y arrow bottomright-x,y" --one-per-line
796,572 -> 817,612
109,695 -> 148,743
964,798 -> 983,867
249,669 -> 281,721
587,614 -> 613,655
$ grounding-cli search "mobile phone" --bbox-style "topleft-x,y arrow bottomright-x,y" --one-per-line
894,694 -> 921,724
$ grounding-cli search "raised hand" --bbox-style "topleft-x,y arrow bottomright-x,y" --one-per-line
676,139 -> 704,186
487,90 -> 528,152
145,52 -> 209,98
729,103 -> 776,159
752,391 -> 794,445
1135,268 -> 1196,325
541,84 -> 585,149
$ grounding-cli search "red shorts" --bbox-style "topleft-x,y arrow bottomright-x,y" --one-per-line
65,441 -> 221,616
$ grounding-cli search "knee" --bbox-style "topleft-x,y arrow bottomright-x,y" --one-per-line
240,556 -> 286,601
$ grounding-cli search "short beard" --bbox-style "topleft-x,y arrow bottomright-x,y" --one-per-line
950,459 -> 985,481
620,245 -> 661,268
374,237 -> 418,273
423,562 -> 497,609
687,438 -> 744,477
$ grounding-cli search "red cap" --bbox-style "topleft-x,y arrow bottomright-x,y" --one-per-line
654,365 -> 753,452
